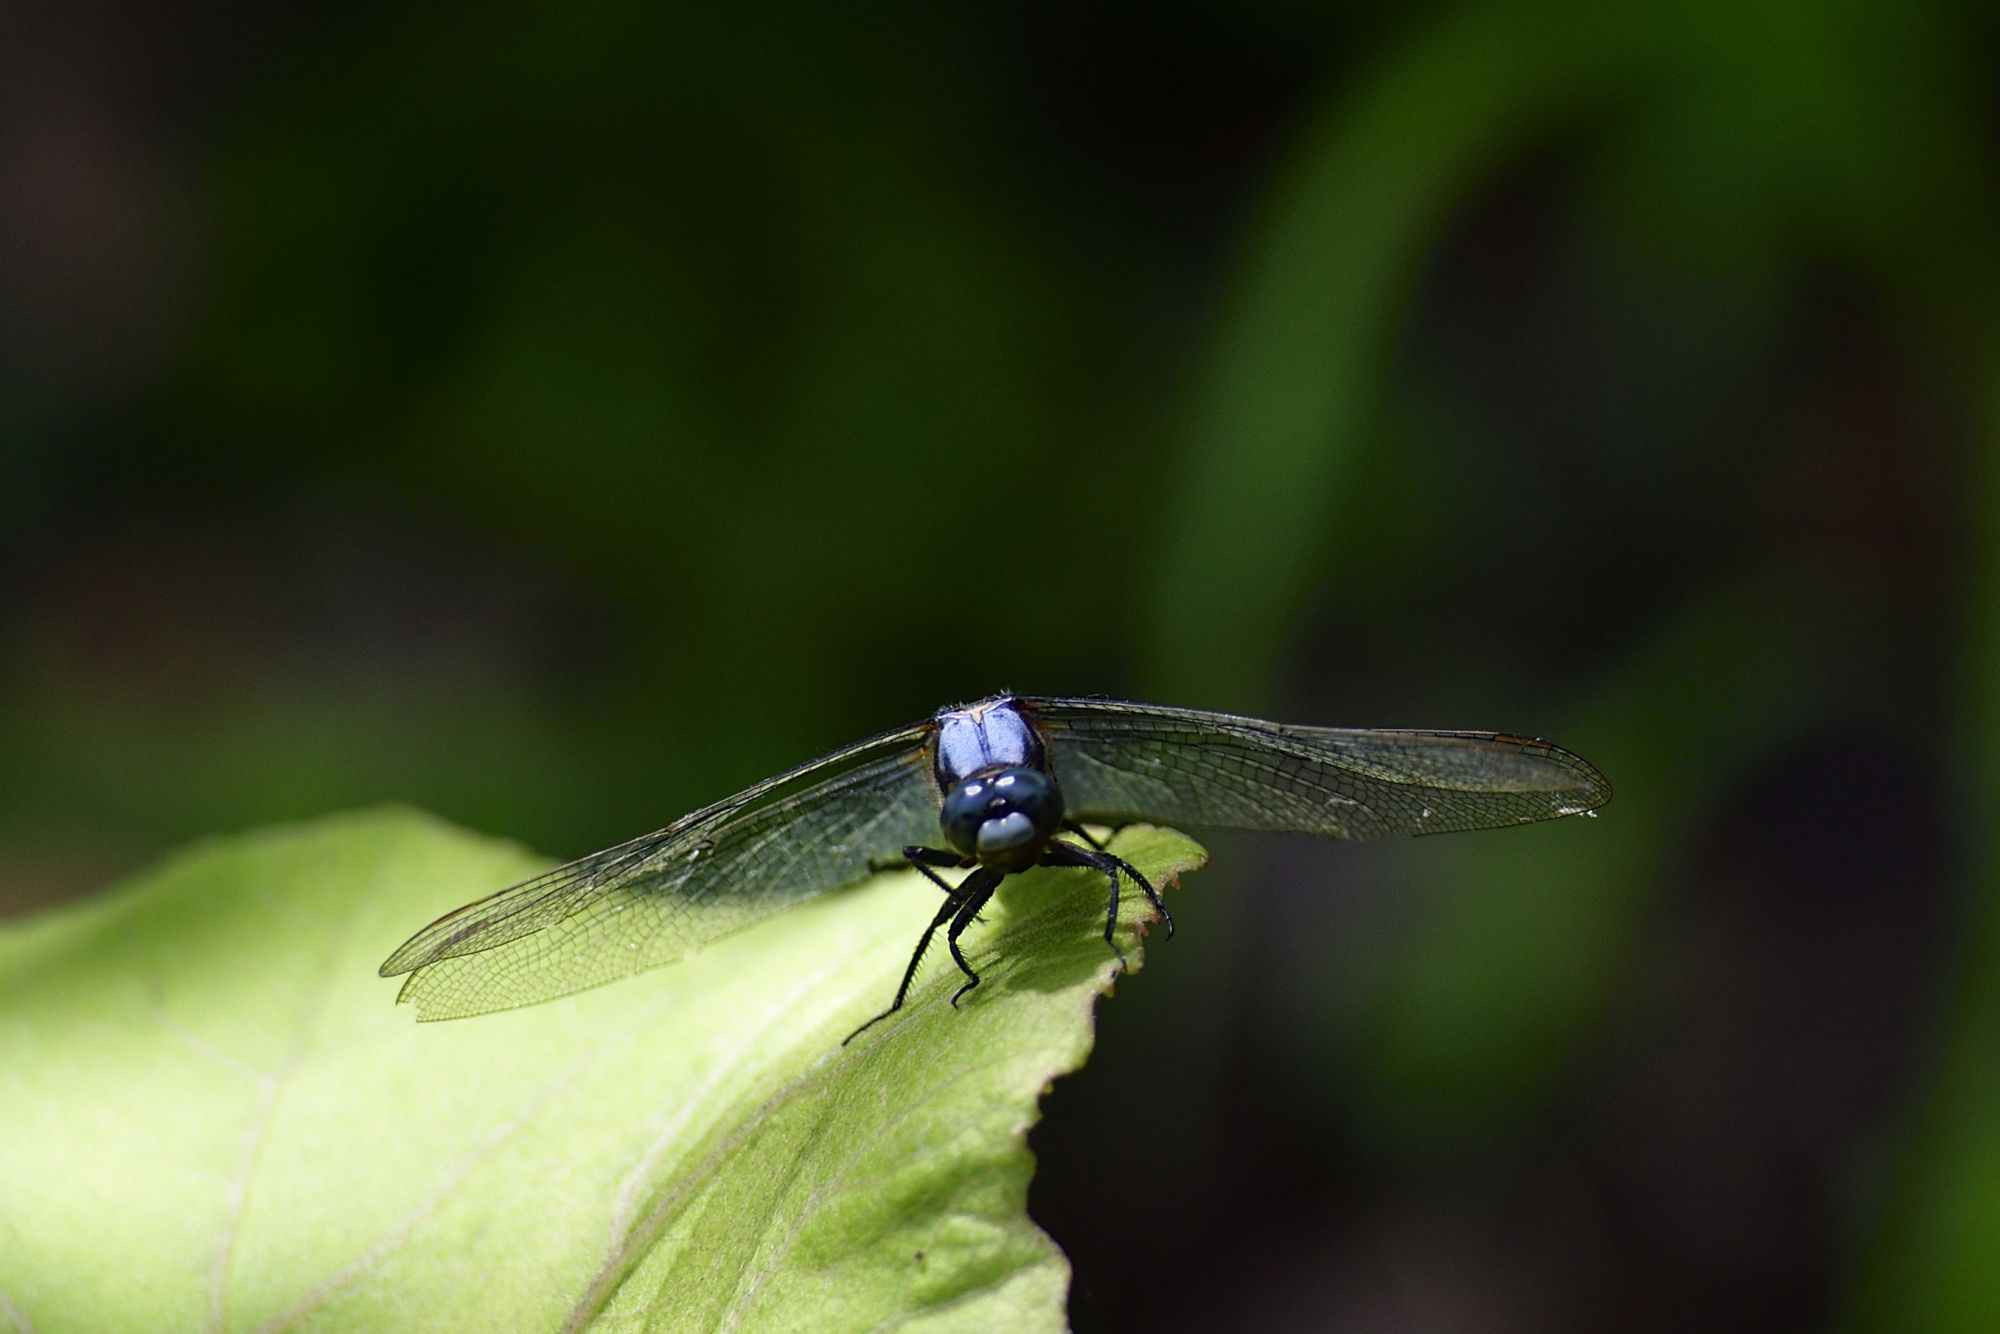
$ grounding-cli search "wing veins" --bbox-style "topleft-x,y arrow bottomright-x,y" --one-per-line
379,720 -> 931,979
1027,696 -> 1609,840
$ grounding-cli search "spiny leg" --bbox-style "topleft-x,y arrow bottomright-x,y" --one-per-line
945,870 -> 1003,1007
1045,837 -> 1174,954
1061,820 -> 1108,852
843,888 -> 965,1044
853,846 -> 987,1038
902,844 -> 967,895
1042,838 -> 1127,969
861,846 -> 968,1030
1104,848 -> 1172,939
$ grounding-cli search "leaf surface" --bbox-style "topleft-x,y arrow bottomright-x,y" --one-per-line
0,810 -> 1204,1332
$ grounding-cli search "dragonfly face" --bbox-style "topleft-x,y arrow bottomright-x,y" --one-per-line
932,697 -> 1065,873
938,766 -> 1064,873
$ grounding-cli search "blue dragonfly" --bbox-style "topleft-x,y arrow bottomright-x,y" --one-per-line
380,695 -> 1610,1039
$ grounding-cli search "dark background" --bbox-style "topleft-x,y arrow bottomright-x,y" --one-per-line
6,2 -> 1999,1329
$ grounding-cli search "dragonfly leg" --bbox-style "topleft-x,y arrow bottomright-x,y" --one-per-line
1061,820 -> 1108,851
1045,838 -> 1172,946
843,883 -> 966,1045
1106,850 -> 1172,939
1043,839 -> 1128,969
902,844 -> 966,895
946,869 -> 1002,1007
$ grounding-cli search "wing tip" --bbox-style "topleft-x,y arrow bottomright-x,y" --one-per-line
1566,749 -> 1613,808
378,941 -> 429,978
1550,754 -> 1613,817
1502,733 -> 1611,807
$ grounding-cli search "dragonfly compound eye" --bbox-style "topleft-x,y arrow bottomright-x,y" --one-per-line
940,778 -> 991,856
938,766 -> 1065,867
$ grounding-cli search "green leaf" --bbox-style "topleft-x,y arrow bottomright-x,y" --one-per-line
0,809 -> 1205,1331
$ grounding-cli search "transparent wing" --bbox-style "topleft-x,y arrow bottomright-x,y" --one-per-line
379,721 -> 940,1019
1025,697 -> 1610,839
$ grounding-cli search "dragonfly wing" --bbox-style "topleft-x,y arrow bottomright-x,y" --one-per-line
379,722 -> 940,1019
1026,696 -> 1609,840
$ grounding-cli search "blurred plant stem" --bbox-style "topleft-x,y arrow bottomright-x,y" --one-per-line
1143,0 -> 1642,707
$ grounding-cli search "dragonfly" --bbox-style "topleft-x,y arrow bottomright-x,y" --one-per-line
379,695 -> 1611,1040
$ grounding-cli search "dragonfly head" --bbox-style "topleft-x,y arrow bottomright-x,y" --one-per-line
939,766 -> 1064,873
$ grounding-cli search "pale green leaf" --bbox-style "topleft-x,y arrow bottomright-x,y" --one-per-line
0,810 -> 1205,1332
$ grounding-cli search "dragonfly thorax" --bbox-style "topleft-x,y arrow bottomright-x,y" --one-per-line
939,766 -> 1064,873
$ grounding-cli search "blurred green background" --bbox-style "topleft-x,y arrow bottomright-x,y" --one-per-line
7,1 -> 2000,1328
